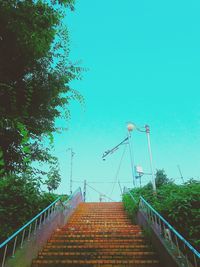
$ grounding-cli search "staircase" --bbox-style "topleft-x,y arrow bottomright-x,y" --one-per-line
32,202 -> 160,267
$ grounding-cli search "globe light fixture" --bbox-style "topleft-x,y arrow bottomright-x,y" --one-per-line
127,122 -> 136,132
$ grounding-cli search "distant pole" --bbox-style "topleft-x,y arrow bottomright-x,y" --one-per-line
67,148 -> 75,195
99,194 -> 102,202
177,165 -> 184,183
83,180 -> 87,202
145,125 -> 156,193
118,181 -> 123,195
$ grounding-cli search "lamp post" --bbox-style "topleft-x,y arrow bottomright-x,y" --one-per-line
127,122 -> 157,193
127,123 -> 136,187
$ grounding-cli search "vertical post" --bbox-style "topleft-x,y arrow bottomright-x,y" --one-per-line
177,165 -> 184,183
127,131 -> 136,187
139,174 -> 142,188
28,224 -> 32,241
118,181 -> 123,195
20,230 -> 26,248
99,194 -> 102,202
83,180 -> 86,202
34,219 -> 38,235
145,125 -> 156,193
69,149 -> 75,195
12,236 -> 18,257
2,244 -> 8,267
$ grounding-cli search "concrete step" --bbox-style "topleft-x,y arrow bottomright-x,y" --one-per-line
32,258 -> 160,267
31,202 -> 160,267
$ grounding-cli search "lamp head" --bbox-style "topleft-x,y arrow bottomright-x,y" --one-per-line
127,122 -> 136,132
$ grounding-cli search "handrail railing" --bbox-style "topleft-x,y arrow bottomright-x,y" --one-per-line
125,188 -> 200,267
0,187 -> 83,267
0,197 -> 60,249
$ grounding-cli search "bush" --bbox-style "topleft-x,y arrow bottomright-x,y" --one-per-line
0,174 -> 61,243
123,180 -> 200,250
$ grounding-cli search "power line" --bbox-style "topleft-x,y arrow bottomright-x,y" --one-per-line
109,143 -> 128,197
72,180 -> 135,184
86,183 -> 116,202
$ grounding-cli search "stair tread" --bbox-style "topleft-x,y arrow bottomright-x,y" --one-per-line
32,202 -> 160,267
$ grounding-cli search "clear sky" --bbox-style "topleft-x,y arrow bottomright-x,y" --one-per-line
51,0 -> 200,201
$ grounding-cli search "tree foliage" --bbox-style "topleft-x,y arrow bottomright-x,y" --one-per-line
45,159 -> 61,192
123,171 -> 200,250
0,174 -> 60,242
0,0 -> 83,174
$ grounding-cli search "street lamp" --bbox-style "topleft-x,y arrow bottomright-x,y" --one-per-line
127,122 -> 157,193
127,122 -> 136,187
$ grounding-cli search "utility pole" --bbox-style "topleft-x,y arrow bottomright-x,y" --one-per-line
177,165 -> 184,183
83,180 -> 87,202
118,181 -> 123,195
145,125 -> 156,193
67,148 -> 75,195
127,129 -> 136,187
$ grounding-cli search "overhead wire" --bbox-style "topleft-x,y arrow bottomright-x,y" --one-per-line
86,183 -> 115,202
109,143 -> 128,197
72,179 -> 134,184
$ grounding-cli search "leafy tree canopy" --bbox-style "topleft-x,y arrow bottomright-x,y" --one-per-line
123,174 -> 200,250
45,159 -> 61,192
0,173 -> 62,242
0,0 -> 83,174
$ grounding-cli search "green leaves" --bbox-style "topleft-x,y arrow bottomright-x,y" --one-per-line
45,158 -> 61,192
0,0 -> 84,174
0,174 -> 60,243
0,147 -> 5,175
123,177 -> 200,250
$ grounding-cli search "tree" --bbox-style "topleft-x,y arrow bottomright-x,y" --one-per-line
0,0 -> 83,174
155,169 -> 172,188
45,160 -> 61,192
0,173 -> 59,242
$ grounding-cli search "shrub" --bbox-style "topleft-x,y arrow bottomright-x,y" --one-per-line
123,180 -> 200,250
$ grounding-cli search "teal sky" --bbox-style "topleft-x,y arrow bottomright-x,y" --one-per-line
51,0 -> 200,201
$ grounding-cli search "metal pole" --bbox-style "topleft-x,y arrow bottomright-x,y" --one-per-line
145,125 -> 156,193
118,181 -> 123,195
2,244 -> 8,267
83,180 -> 86,202
177,165 -> 184,183
67,148 -> 75,195
12,236 -> 18,257
127,131 -> 136,187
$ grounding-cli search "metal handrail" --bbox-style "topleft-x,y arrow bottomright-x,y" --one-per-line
0,197 -> 60,249
140,197 -> 200,258
125,189 -> 200,267
0,187 -> 83,267
123,187 -> 137,203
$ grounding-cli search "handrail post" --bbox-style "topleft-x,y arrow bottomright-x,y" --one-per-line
39,215 -> 42,229
193,253 -> 197,267
1,244 -> 8,267
175,235 -> 181,258
34,219 -> 38,235
12,236 -> 18,257
28,224 -> 32,241
20,229 -> 25,248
